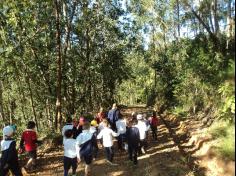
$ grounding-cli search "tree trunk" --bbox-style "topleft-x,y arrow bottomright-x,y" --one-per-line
186,3 -> 220,50
0,81 -> 5,124
46,99 -> 53,128
209,9 -> 215,33
212,0 -> 219,34
17,81 -> 26,121
176,0 -> 180,38
226,0 -> 233,49
55,0 -> 62,131
26,77 -> 39,131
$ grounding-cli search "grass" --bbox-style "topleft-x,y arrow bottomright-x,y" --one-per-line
209,121 -> 235,161
170,106 -> 188,119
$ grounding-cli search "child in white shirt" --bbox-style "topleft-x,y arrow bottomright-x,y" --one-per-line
115,115 -> 127,151
97,120 -> 119,165
76,122 -> 97,176
136,114 -> 149,154
63,129 -> 77,176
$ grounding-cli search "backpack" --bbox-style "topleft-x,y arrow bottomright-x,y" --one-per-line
79,135 -> 97,158
150,117 -> 159,127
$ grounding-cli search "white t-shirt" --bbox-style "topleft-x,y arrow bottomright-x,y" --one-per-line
63,138 -> 77,158
136,120 -> 148,140
97,127 -> 119,147
116,119 -> 127,134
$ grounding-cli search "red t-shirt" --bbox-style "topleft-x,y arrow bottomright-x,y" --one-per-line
21,129 -> 37,151
150,117 -> 159,127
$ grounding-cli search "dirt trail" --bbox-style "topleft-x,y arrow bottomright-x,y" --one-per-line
20,106 -> 194,176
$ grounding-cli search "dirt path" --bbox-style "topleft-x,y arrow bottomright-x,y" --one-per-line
20,106 -> 194,176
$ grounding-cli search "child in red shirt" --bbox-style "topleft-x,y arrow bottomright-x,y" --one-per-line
149,111 -> 159,140
96,107 -> 106,124
20,121 -> 41,171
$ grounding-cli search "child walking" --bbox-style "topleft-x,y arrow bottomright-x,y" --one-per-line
76,122 -> 97,176
136,114 -> 149,154
62,117 -> 76,141
115,115 -> 127,151
149,111 -> 159,140
97,119 -> 119,165
63,129 -> 77,176
20,121 -> 40,171
90,119 -> 99,160
126,119 -> 140,165
0,126 -> 23,176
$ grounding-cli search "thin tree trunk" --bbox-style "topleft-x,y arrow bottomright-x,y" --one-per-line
26,77 -> 39,131
209,10 -> 215,32
226,0 -> 233,49
62,1 -> 77,115
55,0 -> 62,131
0,81 -> 5,124
17,81 -> 26,121
176,0 -> 180,38
212,0 -> 219,34
185,3 -> 220,50
46,99 -> 53,128
7,94 -> 12,124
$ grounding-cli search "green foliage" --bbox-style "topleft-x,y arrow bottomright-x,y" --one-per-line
170,106 -> 188,118
217,81 -> 235,122
215,60 -> 235,122
209,121 -> 235,161
116,52 -> 154,105
0,0 -> 130,131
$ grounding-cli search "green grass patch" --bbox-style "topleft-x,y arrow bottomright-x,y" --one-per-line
209,121 -> 235,161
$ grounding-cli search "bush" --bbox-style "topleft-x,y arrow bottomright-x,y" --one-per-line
209,121 -> 235,161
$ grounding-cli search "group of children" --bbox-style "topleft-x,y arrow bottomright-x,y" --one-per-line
0,109 -> 160,176
61,110 -> 160,176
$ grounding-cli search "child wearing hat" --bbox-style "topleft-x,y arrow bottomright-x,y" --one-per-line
136,114 -> 149,154
0,126 -> 23,176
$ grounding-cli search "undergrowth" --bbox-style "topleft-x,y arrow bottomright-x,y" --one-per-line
209,120 -> 235,161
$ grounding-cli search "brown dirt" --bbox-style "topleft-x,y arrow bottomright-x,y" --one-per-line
162,112 -> 235,176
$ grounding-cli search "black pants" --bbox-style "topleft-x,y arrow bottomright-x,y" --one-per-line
63,156 -> 77,176
0,162 -> 23,176
117,134 -> 126,150
105,147 -> 114,162
93,143 -> 99,159
128,145 -> 138,165
151,126 -> 157,139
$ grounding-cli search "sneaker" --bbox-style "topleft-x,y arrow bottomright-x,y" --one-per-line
141,148 -> 146,154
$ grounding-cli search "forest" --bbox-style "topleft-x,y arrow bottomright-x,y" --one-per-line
0,0 -> 235,175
